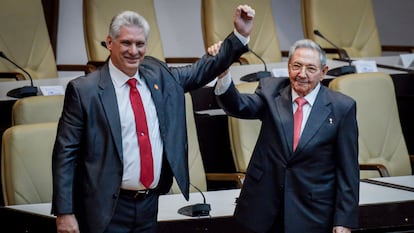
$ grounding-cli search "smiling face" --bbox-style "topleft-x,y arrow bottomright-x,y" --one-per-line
288,47 -> 328,97
106,25 -> 147,77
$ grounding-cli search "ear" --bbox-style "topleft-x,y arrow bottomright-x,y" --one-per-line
105,36 -> 112,50
319,66 -> 329,81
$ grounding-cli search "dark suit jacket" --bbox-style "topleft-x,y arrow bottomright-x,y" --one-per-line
217,77 -> 359,233
52,33 -> 248,233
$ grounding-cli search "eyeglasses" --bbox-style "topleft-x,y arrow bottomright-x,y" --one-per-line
289,63 -> 320,75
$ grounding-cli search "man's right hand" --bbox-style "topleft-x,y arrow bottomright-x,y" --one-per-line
233,5 -> 255,37
56,214 -> 79,233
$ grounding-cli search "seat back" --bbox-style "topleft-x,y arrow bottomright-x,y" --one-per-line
83,0 -> 165,62
301,0 -> 382,58
12,95 -> 64,125
0,0 -> 57,79
170,93 -> 207,193
201,0 -> 282,64
228,82 -> 261,173
1,122 -> 57,205
329,72 -> 411,178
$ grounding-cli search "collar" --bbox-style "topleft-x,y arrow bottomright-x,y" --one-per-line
291,82 -> 321,107
108,59 -> 142,88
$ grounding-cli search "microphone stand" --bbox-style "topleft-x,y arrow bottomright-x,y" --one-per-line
313,30 -> 356,76
0,51 -> 37,98
177,183 -> 211,217
240,49 -> 272,82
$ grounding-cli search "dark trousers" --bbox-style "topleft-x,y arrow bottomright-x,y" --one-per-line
104,191 -> 159,233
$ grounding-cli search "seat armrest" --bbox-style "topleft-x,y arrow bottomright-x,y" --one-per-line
57,64 -> 90,73
205,172 -> 245,188
360,163 -> 390,177
382,45 -> 414,53
0,72 -> 25,80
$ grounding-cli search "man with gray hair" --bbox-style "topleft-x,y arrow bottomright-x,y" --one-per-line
212,39 -> 359,233
52,5 -> 255,233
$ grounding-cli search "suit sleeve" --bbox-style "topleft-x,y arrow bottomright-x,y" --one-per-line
169,32 -> 249,93
216,81 -> 265,120
333,100 -> 360,228
52,81 -> 85,215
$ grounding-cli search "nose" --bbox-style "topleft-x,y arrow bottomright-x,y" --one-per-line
298,66 -> 307,77
128,44 -> 138,55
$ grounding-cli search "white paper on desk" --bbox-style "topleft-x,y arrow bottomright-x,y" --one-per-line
399,54 -> 414,68
39,85 -> 65,96
271,68 -> 289,77
352,60 -> 378,73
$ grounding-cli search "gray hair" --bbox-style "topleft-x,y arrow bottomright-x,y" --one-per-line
288,39 -> 327,68
109,11 -> 150,40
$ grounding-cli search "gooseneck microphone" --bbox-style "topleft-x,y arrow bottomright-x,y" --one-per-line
240,49 -> 272,82
312,30 -> 356,76
177,183 -> 211,217
0,51 -> 37,98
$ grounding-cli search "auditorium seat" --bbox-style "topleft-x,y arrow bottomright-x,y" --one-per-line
12,95 -> 64,125
301,0 -> 414,58
0,0 -> 87,80
201,0 -> 282,64
329,72 -> 413,178
83,0 -> 198,73
1,122 -> 57,205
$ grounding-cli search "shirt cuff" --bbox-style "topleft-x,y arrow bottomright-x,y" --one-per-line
214,73 -> 232,95
234,29 -> 250,46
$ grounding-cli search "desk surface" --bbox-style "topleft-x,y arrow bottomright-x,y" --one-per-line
0,76 -> 75,101
5,176 -> 414,220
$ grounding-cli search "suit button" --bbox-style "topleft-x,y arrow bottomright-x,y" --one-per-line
279,185 -> 284,191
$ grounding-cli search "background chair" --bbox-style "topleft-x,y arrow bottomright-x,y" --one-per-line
301,0 -> 414,59
11,95 -> 64,125
329,72 -> 413,178
201,0 -> 282,65
83,0 -> 198,70
170,94 -> 244,194
0,0 -> 86,80
227,82 -> 261,173
1,122 -> 57,205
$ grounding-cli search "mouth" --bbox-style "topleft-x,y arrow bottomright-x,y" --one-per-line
125,56 -> 139,64
294,78 -> 308,84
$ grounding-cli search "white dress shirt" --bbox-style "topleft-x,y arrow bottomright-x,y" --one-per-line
109,60 -> 163,190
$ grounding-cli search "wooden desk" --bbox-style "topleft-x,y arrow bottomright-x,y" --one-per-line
1,176 -> 414,232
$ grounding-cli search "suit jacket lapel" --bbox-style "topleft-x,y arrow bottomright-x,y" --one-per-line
295,86 -> 331,153
139,67 -> 167,137
273,86 -> 295,159
98,64 -> 123,160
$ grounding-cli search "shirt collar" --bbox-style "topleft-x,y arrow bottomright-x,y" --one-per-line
108,59 -> 141,88
291,82 -> 321,107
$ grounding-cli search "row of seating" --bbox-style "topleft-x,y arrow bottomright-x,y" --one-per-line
2,0 -> 413,82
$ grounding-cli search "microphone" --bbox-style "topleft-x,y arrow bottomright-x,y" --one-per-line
177,183 -> 211,217
313,30 -> 356,76
0,51 -> 37,98
240,49 -> 272,82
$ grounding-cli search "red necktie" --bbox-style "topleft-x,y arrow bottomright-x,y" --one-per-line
127,78 -> 154,188
293,97 -> 307,151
